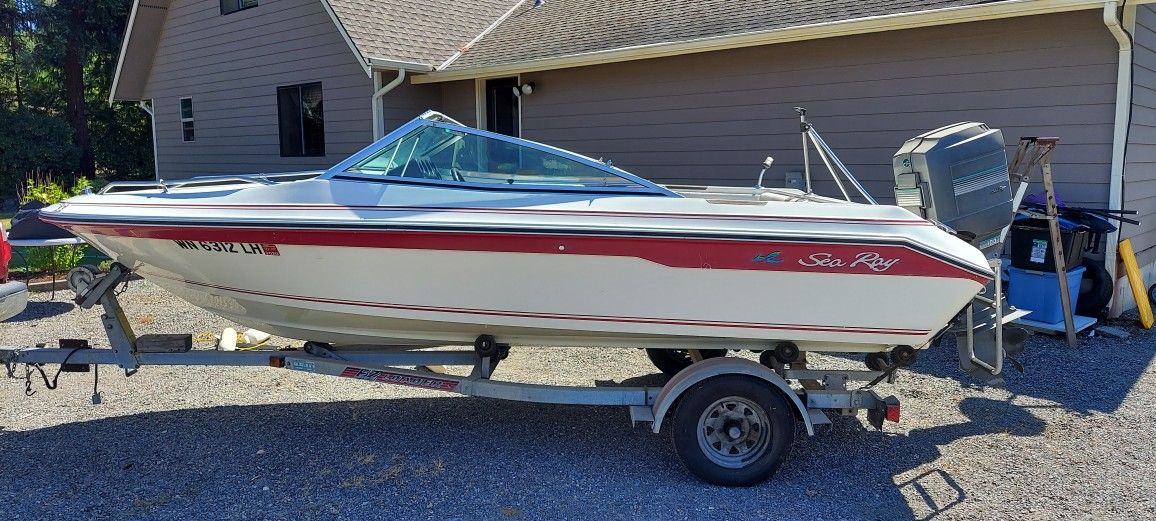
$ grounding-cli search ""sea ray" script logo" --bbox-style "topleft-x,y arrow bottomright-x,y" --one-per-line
797,252 -> 900,272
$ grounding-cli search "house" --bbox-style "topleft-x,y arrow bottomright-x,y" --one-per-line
111,0 -> 1155,313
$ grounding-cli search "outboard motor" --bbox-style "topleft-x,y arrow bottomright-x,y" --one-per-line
892,123 -> 1025,381
892,122 -> 1013,252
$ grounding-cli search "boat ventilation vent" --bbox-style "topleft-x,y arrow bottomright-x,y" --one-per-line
894,187 -> 925,210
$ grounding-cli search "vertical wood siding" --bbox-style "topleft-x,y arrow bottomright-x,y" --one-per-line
518,11 -> 1118,210
143,0 -> 371,178
1127,6 -> 1156,267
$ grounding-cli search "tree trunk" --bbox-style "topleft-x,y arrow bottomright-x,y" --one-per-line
63,1 -> 93,180
6,8 -> 20,109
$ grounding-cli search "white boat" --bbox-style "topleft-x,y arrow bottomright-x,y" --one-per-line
40,112 -> 994,356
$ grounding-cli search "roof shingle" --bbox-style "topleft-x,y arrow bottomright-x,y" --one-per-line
443,0 -> 998,71
327,0 -> 520,66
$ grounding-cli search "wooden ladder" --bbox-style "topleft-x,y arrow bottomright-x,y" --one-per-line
1010,138 -> 1078,347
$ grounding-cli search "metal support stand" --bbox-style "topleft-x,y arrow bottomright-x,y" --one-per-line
7,238 -> 87,300
950,136 -> 1056,378
71,263 -> 139,372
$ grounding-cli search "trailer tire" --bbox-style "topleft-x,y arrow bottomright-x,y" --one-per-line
645,348 -> 726,376
1076,257 -> 1112,317
671,375 -> 794,486
865,352 -> 890,371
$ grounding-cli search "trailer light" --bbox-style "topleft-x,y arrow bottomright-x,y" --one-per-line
269,357 -> 285,368
885,403 -> 901,423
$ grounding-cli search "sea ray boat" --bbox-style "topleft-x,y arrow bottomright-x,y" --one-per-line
39,111 -> 1000,356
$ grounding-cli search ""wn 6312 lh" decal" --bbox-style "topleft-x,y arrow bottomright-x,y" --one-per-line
173,240 -> 280,256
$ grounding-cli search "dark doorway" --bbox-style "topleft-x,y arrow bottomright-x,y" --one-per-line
485,77 -> 520,136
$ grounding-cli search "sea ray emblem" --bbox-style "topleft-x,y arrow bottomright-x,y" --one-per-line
753,251 -> 784,264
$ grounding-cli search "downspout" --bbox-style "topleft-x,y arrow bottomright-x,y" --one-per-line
1104,1 -> 1132,316
372,69 -> 406,141
138,100 -> 159,181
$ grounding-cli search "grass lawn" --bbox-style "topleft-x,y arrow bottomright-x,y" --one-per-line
1,212 -> 11,231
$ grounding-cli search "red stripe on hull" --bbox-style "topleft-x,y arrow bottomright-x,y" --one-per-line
57,221 -> 989,283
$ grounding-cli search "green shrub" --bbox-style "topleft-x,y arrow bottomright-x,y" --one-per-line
10,176 -> 102,277
19,174 -> 96,205
11,244 -> 89,277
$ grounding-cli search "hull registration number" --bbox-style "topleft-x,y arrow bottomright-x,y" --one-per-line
173,240 -> 280,256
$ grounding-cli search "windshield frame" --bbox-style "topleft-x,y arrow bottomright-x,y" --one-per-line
322,114 -> 678,197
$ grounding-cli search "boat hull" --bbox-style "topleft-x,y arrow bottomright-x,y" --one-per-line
73,227 -> 983,352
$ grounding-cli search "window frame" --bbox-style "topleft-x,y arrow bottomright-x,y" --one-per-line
220,0 -> 257,16
324,116 -> 677,197
179,97 -> 194,143
277,82 -> 326,158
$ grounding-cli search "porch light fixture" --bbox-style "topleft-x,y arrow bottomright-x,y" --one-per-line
512,82 -> 536,97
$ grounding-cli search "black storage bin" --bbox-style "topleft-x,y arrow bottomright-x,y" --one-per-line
1009,219 -> 1088,272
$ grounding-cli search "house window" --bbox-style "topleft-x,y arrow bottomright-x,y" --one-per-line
220,0 -> 257,15
179,97 -> 194,142
277,82 -> 325,157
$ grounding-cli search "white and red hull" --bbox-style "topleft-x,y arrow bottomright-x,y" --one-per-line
43,180 -> 991,353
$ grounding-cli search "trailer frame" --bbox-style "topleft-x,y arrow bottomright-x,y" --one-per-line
2,263 -> 904,486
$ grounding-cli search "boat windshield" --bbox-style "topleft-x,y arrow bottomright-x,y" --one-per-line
344,125 -> 645,189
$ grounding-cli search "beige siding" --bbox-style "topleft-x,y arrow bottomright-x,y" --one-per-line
143,0 -> 371,178
518,11 -> 1118,209
1127,6 -> 1156,267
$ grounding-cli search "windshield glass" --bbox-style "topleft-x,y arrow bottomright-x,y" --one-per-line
345,125 -> 642,188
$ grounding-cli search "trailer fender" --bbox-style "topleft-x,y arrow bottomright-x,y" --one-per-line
649,357 -> 814,435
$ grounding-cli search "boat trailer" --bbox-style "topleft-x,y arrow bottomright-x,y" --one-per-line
0,262 -> 911,486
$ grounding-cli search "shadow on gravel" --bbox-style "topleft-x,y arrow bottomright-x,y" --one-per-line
877,396 -> 1045,520
0,392 -> 1043,520
5,300 -> 75,322
906,329 -> 1156,415
827,319 -> 1156,415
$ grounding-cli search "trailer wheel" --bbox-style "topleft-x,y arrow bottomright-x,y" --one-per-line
865,352 -> 890,371
671,375 -> 794,486
645,349 -> 726,376
1076,257 -> 1112,317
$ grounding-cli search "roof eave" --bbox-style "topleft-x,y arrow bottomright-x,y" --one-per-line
319,0 -> 372,77
412,0 -> 1129,84
108,0 -> 140,103
367,57 -> 435,72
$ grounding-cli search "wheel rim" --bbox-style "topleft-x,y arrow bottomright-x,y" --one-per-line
697,396 -> 772,469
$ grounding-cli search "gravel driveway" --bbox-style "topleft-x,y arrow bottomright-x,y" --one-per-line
1,281 -> 1153,520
